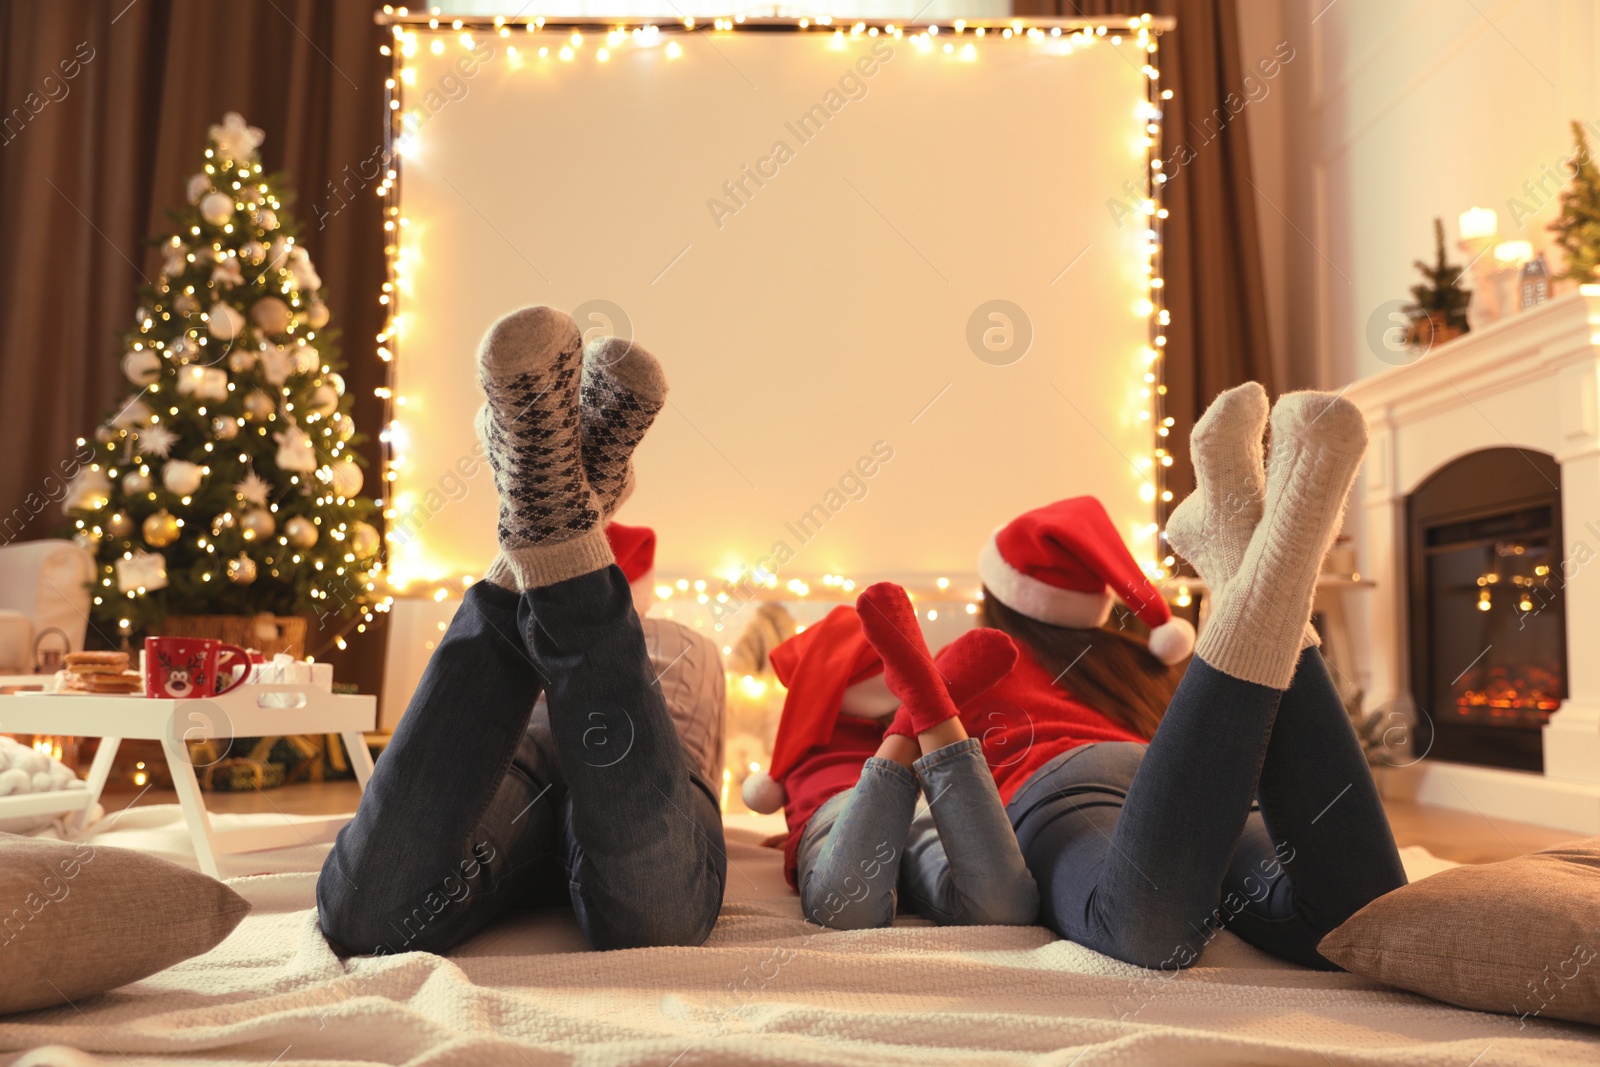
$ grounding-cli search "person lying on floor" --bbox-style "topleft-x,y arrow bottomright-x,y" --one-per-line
755,387 -> 1406,969
317,307 -> 726,955
745,595 -> 1040,930
978,388 -> 1407,969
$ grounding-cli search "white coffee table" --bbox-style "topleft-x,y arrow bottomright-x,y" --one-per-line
0,685 -> 375,877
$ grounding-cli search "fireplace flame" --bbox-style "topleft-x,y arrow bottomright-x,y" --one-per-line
1456,664 -> 1561,725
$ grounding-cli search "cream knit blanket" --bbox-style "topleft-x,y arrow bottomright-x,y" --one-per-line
0,807 -> 1592,1066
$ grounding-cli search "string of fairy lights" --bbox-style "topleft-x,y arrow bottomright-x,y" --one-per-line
369,9 -> 1174,616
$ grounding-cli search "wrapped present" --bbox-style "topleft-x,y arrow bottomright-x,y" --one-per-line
239,734 -> 354,785
199,757 -> 285,792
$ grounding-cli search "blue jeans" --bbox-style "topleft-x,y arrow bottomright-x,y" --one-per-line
317,569 -> 727,954
796,738 -> 1039,929
1007,647 -> 1406,970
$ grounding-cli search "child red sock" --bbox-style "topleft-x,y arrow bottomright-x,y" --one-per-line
941,627 -> 1019,706
861,583 -> 1017,737
884,705 -> 916,742
883,627 -> 1017,740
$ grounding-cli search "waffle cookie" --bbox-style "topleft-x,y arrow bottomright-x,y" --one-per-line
63,671 -> 143,694
62,651 -> 141,694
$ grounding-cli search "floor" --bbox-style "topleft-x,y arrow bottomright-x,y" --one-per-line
100,780 -> 1579,866
1378,795 -> 1576,863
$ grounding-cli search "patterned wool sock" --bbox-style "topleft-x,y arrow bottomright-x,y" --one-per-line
883,626 -> 1019,740
476,306 -> 612,590
1167,381 -> 1320,650
582,336 -> 669,520
1196,391 -> 1367,689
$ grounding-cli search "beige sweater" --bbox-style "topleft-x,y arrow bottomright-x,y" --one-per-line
529,616 -> 725,785
639,616 -> 726,785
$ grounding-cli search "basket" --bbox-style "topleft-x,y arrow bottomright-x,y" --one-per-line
157,614 -> 307,657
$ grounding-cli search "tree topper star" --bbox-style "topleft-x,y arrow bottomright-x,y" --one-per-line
209,112 -> 264,164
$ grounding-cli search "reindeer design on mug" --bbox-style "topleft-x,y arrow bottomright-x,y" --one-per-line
157,651 -> 209,698
143,637 -> 250,699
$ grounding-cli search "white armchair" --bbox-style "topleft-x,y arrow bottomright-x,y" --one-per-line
0,541 -> 97,672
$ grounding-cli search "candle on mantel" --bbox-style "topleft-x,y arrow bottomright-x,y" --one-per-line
1494,240 -> 1534,266
1459,206 -> 1499,242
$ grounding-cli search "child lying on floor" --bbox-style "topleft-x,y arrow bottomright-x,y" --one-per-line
747,587 -> 1040,930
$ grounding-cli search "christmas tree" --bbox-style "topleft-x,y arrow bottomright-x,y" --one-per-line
1550,119 -> 1600,281
1404,217 -> 1472,336
63,113 -> 380,641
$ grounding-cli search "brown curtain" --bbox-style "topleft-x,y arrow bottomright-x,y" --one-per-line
1013,0 -> 1276,525
0,0 -> 389,691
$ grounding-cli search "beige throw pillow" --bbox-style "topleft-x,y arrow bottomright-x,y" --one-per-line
0,833 -> 250,1014
1319,837 -> 1600,1027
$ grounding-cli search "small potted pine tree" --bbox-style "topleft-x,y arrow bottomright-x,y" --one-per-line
1405,217 -> 1472,349
1549,119 -> 1600,282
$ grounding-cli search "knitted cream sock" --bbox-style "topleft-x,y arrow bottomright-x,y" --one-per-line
1166,382 -> 1321,649
582,337 -> 669,520
1165,382 -> 1267,582
883,627 -> 1018,741
476,306 -> 612,590
1194,391 -> 1366,689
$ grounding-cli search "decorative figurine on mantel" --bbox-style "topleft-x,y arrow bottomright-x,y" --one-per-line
1520,252 -> 1552,310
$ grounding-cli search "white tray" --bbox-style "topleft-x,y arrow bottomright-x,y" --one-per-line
0,685 -> 376,876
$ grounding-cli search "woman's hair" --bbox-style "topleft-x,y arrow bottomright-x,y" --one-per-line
979,589 -> 1183,740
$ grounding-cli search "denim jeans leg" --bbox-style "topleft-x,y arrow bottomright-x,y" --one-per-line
318,582 -> 552,955
1086,657 -> 1281,966
522,565 -> 727,949
1223,647 -> 1407,967
900,738 -> 1039,926
1008,657 -> 1282,968
796,757 -> 919,930
1008,743 -> 1145,957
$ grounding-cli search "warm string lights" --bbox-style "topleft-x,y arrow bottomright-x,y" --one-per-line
372,10 -> 1173,604
652,572 -> 982,632
1130,22 -> 1174,583
391,569 -> 983,633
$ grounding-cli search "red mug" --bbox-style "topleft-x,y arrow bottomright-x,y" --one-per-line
143,637 -> 250,699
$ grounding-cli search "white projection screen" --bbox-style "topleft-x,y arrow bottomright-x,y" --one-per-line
386,18 -> 1166,589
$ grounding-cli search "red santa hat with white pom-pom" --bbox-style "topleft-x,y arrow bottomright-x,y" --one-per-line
740,606 -> 892,814
605,522 -> 657,617
978,495 -> 1195,665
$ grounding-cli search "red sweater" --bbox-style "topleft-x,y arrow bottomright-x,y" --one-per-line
776,648 -> 1145,883
958,646 -> 1147,804
778,715 -> 887,887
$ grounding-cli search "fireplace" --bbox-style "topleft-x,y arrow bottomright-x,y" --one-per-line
1345,289 -> 1600,834
1407,448 -> 1566,771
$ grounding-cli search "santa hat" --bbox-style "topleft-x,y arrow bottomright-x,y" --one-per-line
741,606 -> 888,814
978,496 -> 1195,665
605,522 -> 656,616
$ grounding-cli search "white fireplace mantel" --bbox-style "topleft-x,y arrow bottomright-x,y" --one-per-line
1345,286 -> 1600,833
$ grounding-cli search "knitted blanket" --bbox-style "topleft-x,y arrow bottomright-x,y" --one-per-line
0,807 -> 1593,1066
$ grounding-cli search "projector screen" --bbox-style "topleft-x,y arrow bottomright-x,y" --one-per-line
387,20 -> 1163,588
